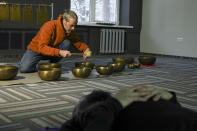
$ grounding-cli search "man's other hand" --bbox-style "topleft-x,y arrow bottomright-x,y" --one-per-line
83,48 -> 92,60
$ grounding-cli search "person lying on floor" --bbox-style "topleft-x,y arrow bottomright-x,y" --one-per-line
45,85 -> 197,131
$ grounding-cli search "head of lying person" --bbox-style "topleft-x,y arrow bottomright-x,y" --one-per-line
72,90 -> 111,118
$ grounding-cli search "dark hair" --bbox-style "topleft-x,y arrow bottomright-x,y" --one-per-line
72,90 -> 112,118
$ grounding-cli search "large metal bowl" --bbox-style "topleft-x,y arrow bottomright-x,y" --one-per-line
72,67 -> 92,78
38,68 -> 61,81
112,57 -> 134,64
0,65 -> 18,80
75,61 -> 95,69
138,56 -> 156,65
107,62 -> 125,72
96,65 -> 113,75
38,63 -> 61,70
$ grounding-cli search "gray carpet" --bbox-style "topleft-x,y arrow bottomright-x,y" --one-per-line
0,54 -> 197,131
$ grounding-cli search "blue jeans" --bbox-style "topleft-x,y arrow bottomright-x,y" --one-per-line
19,39 -> 71,73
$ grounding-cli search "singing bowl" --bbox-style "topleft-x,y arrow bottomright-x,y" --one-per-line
38,68 -> 61,81
38,63 -> 61,70
107,62 -> 125,72
75,62 -> 95,69
127,63 -> 136,69
72,67 -> 92,78
112,57 -> 134,64
128,63 -> 141,69
0,65 -> 18,80
96,65 -> 113,75
138,56 -> 156,65
134,63 -> 141,68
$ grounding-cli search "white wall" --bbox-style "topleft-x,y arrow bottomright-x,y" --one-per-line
140,0 -> 197,58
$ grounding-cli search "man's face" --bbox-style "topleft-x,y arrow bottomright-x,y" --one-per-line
63,17 -> 77,34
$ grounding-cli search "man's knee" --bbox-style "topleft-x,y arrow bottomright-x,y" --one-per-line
19,50 -> 40,73
59,39 -> 71,50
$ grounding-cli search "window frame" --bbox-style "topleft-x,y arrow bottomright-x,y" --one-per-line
71,0 -> 120,25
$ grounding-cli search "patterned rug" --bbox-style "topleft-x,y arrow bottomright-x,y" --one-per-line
0,55 -> 197,131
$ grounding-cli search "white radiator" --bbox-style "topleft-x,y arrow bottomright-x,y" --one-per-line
100,29 -> 125,54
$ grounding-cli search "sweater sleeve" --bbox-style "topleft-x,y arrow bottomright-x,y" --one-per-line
78,97 -> 123,131
31,22 -> 60,56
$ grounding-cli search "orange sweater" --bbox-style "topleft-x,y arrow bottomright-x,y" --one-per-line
27,15 -> 89,56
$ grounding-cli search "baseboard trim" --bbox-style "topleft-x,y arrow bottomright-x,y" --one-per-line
139,52 -> 197,60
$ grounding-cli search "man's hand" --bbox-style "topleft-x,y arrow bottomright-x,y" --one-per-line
83,48 -> 92,60
59,50 -> 71,57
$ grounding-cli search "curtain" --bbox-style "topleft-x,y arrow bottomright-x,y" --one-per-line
10,4 -> 21,22
0,4 -> 9,21
36,5 -> 49,25
23,6 -> 34,23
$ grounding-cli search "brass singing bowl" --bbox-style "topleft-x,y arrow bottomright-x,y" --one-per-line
128,62 -> 141,69
38,63 -> 61,70
138,56 -> 156,65
72,67 -> 92,78
96,65 -> 113,75
128,63 -> 136,69
134,63 -> 141,68
112,57 -> 134,64
75,61 -> 95,69
0,65 -> 18,80
107,62 -> 125,72
38,68 -> 61,81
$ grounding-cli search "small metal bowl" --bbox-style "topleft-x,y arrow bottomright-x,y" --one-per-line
107,62 -> 125,72
112,57 -> 134,64
38,63 -> 61,70
128,62 -> 141,69
127,63 -> 136,69
96,65 -> 113,75
138,56 -> 156,65
72,67 -> 92,78
75,61 -> 95,69
38,68 -> 61,81
0,65 -> 18,80
134,63 -> 141,68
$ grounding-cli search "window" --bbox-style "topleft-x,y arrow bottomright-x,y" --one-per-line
70,0 -> 120,25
